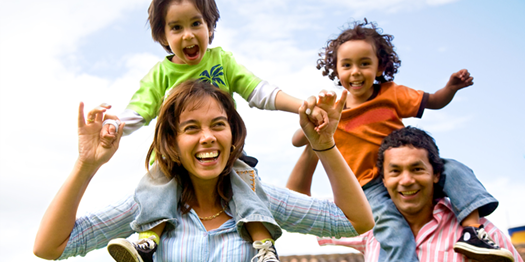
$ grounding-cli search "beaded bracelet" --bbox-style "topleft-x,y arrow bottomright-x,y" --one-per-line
312,144 -> 336,152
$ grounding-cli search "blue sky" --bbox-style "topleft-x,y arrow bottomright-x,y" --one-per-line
1,0 -> 524,261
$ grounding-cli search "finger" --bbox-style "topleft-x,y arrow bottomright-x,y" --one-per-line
87,107 -> 107,123
78,102 -> 86,128
108,124 -> 116,135
114,122 -> 126,147
335,90 -> 348,113
99,103 -> 112,109
305,96 -> 317,115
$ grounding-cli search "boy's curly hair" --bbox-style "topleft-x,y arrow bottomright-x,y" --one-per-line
317,18 -> 401,85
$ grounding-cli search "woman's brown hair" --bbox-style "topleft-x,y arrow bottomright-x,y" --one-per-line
146,79 -> 246,213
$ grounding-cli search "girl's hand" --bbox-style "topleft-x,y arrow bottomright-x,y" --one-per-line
77,102 -> 124,168
299,90 -> 347,151
447,69 -> 473,91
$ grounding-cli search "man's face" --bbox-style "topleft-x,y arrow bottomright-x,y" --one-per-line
382,146 -> 440,217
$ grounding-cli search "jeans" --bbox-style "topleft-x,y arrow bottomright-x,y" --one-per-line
130,159 -> 282,242
364,158 -> 498,262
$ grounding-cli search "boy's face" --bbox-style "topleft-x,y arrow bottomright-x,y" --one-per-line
336,40 -> 383,102
382,146 -> 440,219
163,0 -> 212,65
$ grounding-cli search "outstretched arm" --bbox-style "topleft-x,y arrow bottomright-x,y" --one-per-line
299,90 -> 374,234
33,103 -> 124,259
426,69 -> 473,109
275,90 -> 329,130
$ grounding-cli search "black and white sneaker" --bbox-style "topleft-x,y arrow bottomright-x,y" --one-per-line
251,240 -> 280,262
453,225 -> 514,262
107,236 -> 157,262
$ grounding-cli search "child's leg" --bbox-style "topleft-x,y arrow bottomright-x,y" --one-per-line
230,158 -> 282,262
439,159 -> 498,223
441,159 -> 514,261
364,178 -> 419,262
138,222 -> 165,244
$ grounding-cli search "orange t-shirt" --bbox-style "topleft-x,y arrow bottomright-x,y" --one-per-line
335,82 -> 427,187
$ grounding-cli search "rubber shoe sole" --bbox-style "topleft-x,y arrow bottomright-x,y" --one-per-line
107,239 -> 144,262
453,242 -> 514,262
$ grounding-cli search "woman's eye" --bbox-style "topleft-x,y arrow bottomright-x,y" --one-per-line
183,126 -> 198,132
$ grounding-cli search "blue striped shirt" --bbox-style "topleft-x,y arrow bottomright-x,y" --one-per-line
59,184 -> 357,261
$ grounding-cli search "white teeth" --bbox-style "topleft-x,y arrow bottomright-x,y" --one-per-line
351,81 -> 363,86
401,190 -> 418,196
185,45 -> 195,49
196,151 -> 218,159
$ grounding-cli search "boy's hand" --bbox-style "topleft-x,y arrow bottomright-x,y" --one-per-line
447,69 -> 473,91
94,103 -> 120,148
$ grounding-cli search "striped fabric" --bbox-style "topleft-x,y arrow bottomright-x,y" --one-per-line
60,184 -> 357,261
318,198 -> 523,262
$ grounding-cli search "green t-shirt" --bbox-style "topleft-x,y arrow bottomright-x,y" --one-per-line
127,47 -> 261,125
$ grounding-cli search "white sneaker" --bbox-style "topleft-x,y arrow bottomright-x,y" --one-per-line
251,240 -> 280,262
107,236 -> 157,262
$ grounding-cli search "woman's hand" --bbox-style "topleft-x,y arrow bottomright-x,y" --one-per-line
77,102 -> 124,168
299,90 -> 347,151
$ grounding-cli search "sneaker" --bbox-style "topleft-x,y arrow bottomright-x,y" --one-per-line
251,240 -> 280,262
453,225 -> 514,262
107,236 -> 157,262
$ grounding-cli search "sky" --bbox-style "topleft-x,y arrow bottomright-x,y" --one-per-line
1,0 -> 524,261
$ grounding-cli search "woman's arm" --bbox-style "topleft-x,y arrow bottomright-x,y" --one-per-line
299,90 -> 374,234
33,103 -> 124,259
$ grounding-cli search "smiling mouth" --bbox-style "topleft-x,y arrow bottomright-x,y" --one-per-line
195,151 -> 219,163
400,190 -> 419,196
183,45 -> 199,59
350,81 -> 363,87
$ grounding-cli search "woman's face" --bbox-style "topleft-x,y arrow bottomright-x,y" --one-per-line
176,96 -> 232,185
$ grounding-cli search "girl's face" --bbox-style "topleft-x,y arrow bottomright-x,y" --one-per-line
336,39 -> 383,102
176,96 -> 232,185
163,0 -> 212,65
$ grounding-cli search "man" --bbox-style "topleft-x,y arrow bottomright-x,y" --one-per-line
317,127 -> 522,262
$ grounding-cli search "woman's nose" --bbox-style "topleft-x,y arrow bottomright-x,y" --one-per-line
200,129 -> 216,144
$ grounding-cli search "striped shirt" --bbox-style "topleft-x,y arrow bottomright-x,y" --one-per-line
60,184 -> 357,261
318,198 -> 523,262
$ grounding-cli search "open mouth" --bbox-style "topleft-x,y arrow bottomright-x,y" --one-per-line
195,151 -> 219,163
183,45 -> 200,60
350,81 -> 364,87
400,190 -> 419,196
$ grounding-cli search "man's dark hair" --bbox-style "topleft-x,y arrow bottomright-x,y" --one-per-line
377,126 -> 444,178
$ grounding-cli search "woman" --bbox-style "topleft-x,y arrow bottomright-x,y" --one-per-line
33,80 -> 373,261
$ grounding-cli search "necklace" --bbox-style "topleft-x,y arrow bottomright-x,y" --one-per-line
198,206 -> 225,221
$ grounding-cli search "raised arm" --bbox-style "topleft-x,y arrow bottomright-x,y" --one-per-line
299,90 -> 374,234
33,103 -> 124,259
426,69 -> 473,109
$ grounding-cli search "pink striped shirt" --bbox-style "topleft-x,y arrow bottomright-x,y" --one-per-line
318,198 -> 523,262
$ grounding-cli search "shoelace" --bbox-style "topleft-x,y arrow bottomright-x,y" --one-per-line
133,237 -> 156,250
251,241 -> 279,262
476,227 -> 499,248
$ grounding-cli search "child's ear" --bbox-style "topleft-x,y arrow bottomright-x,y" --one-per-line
376,66 -> 384,77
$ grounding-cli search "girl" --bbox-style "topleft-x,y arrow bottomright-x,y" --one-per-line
288,19 -> 509,262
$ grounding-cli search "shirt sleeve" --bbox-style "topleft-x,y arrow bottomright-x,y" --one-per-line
220,49 -> 262,101
247,81 -> 280,110
118,109 -> 146,136
262,184 -> 357,238
126,63 -> 168,125
58,195 -> 139,260
392,83 -> 427,119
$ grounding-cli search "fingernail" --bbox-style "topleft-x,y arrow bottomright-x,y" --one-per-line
101,103 -> 110,107
305,108 -> 312,115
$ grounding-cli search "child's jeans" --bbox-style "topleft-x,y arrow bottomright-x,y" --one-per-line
130,159 -> 282,242
363,158 -> 498,262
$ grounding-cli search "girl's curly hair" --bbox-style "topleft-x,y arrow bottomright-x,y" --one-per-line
317,18 -> 401,85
